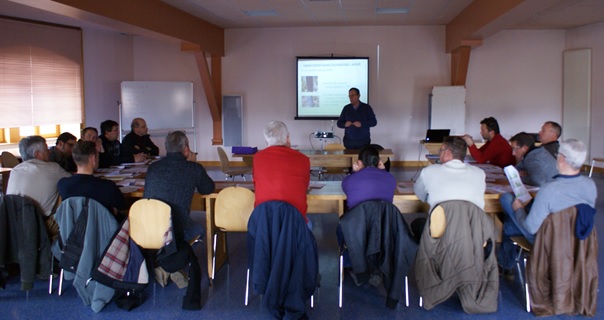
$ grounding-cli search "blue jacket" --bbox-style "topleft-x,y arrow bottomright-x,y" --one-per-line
54,197 -> 119,313
337,102 -> 377,148
247,201 -> 318,319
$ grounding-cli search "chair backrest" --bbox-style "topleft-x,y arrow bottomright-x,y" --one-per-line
429,205 -> 446,238
216,147 -> 231,172
129,199 -> 171,249
1,151 -> 20,168
215,186 -> 255,232
324,143 -> 345,151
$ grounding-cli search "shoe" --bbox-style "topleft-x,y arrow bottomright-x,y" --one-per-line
154,267 -> 169,287
368,273 -> 382,288
170,270 -> 189,289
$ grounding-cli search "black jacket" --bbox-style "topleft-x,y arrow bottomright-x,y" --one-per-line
0,195 -> 52,290
247,201 -> 318,319
339,200 -> 417,309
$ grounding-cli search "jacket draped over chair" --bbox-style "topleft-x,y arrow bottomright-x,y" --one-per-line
415,200 -> 499,314
527,205 -> 598,316
0,195 -> 52,290
247,201 -> 318,320
339,200 -> 417,309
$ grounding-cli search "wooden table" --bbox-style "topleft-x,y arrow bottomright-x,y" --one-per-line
233,148 -> 394,168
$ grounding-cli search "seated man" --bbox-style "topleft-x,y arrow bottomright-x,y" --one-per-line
6,135 -> 70,239
509,132 -> 557,186
121,118 -> 159,159
49,132 -> 77,172
413,136 -> 486,241
98,120 -> 145,168
463,117 -> 515,168
253,121 -> 311,225
498,139 -> 597,271
81,126 -> 102,152
57,140 -> 127,221
538,121 -> 562,158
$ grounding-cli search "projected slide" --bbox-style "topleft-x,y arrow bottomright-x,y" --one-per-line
296,57 -> 369,119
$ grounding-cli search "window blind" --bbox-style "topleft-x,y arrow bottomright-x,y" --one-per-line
0,18 -> 82,128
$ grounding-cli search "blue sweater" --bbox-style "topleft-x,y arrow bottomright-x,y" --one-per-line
337,102 -> 377,148
342,167 -> 396,208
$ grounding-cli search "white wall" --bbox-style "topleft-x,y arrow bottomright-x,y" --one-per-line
465,30 -> 565,140
565,22 -> 604,160
80,25 -> 604,162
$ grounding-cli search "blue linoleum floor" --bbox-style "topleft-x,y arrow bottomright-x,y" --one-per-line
1,166 -> 603,319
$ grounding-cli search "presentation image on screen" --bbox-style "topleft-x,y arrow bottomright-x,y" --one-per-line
296,57 -> 369,120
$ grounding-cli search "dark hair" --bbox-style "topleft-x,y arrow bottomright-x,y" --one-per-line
349,87 -> 360,96
480,117 -> 500,134
510,132 -> 535,148
100,120 -> 118,135
544,121 -> 562,138
56,132 -> 76,145
72,140 -> 97,166
442,136 -> 467,161
165,131 -> 188,153
81,127 -> 98,138
358,145 -> 380,168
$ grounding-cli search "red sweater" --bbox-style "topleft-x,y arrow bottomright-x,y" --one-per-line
468,133 -> 515,168
253,146 -> 310,221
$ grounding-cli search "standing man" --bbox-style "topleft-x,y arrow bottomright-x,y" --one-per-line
57,140 -> 127,220
253,121 -> 311,224
462,117 -> 515,168
337,88 -> 377,150
49,132 -> 77,172
121,117 -> 160,159
538,121 -> 562,158
7,136 -> 70,239
98,120 -> 145,168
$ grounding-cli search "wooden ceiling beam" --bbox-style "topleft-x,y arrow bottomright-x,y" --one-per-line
51,0 -> 224,56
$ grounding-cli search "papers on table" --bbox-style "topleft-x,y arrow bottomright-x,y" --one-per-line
503,165 -> 532,203
309,181 -> 326,189
119,186 -> 140,194
397,181 -> 414,193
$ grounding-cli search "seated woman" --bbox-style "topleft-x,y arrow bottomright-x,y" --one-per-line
338,145 -> 397,268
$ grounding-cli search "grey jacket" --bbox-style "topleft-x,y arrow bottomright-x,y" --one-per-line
415,200 -> 499,314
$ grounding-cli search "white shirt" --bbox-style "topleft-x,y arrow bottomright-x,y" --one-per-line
414,159 -> 486,211
6,159 -> 70,216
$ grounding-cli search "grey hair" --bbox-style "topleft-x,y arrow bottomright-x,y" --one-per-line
165,131 -> 189,153
263,121 -> 289,146
19,135 -> 47,161
559,138 -> 587,170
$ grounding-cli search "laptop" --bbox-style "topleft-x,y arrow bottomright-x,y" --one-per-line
424,129 -> 450,143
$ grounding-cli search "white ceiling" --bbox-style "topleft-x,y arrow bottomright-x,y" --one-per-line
160,0 -> 604,30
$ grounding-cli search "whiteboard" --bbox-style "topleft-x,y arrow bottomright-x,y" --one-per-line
429,86 -> 466,135
120,81 -> 194,132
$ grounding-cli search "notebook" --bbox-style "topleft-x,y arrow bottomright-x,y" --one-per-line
424,129 -> 450,143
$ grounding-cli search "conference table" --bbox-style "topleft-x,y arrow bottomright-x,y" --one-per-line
233,148 -> 394,168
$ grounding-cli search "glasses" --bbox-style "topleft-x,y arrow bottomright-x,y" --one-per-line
439,147 -> 448,154
512,146 -> 522,150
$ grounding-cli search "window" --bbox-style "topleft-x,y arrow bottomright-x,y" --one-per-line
0,17 -> 83,144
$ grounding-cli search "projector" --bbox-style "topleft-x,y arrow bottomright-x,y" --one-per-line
314,131 -> 334,139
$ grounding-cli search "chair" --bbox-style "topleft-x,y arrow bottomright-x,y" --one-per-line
211,187 -> 255,303
415,200 -> 499,314
517,205 -> 598,316
510,236 -> 532,312
588,157 -> 604,177
338,200 -> 417,309
217,147 -> 252,181
1,151 -> 20,168
318,143 -> 348,180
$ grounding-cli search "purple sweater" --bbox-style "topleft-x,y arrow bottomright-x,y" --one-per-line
342,167 -> 397,209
